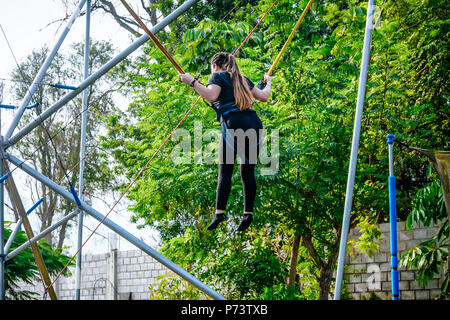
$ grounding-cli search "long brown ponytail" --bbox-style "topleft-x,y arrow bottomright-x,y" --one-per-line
211,52 -> 254,111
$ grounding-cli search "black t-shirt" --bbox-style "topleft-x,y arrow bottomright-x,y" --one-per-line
207,72 -> 255,109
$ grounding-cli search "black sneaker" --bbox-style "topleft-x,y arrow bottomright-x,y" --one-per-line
237,214 -> 253,232
207,213 -> 227,230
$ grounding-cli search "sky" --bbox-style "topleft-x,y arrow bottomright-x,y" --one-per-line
0,0 -> 134,78
0,0 -> 160,255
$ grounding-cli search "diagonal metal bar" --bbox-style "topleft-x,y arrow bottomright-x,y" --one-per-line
2,158 -> 57,300
3,0 -> 199,150
3,200 -> 42,254
5,210 -> 79,261
6,153 -> 226,300
4,0 -> 88,141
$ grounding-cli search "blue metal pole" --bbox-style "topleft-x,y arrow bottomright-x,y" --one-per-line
25,102 -> 39,110
387,134 -> 400,300
53,83 -> 78,90
26,198 -> 44,214
0,103 -> 39,110
0,104 -> 16,110
0,172 -> 10,183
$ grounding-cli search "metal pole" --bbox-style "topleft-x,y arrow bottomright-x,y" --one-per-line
6,210 -> 79,261
1,158 -> 57,300
6,153 -> 226,300
120,0 -> 185,74
75,0 -> 90,301
0,142 -> 4,300
4,218 -> 24,255
3,0 -> 200,150
267,0 -> 314,76
4,0 -> 87,141
3,199 -> 43,254
334,0 -> 376,300
387,134 -> 399,300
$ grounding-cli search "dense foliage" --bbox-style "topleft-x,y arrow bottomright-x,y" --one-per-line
2,223 -> 74,299
100,0 -> 448,299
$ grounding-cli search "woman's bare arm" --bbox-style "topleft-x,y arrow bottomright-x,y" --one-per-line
180,72 -> 271,103
179,73 -> 221,102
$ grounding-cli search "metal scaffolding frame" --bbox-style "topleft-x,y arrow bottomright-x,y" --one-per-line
0,0 -> 225,300
0,0 -> 379,302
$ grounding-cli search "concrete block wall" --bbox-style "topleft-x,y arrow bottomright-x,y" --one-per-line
12,221 -> 446,300
14,249 -> 170,300
114,249 -> 168,300
345,221 -> 446,300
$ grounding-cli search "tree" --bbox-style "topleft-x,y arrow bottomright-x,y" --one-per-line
56,0 -> 260,38
8,40 -> 118,248
400,176 -> 449,299
3,223 -> 74,299
100,3 -> 289,299
100,0 -> 448,300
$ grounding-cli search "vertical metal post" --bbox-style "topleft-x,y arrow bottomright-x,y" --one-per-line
75,0 -> 90,301
0,139 -> 5,300
334,0 -> 376,300
4,0 -> 87,141
387,134 -> 400,300
106,248 -> 117,300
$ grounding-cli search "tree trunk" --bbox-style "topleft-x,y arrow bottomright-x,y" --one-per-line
57,217 -> 69,249
288,234 -> 301,286
318,267 -> 333,300
302,234 -> 338,300
4,180 -> 20,221
91,0 -> 160,37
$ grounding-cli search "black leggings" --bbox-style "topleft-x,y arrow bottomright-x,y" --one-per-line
216,110 -> 263,213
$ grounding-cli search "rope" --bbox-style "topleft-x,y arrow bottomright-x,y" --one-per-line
120,0 -> 185,74
0,24 -> 21,71
267,0 -> 314,76
1,1 -> 241,218
44,0 -> 281,295
233,0 -> 280,56
193,1 -> 241,54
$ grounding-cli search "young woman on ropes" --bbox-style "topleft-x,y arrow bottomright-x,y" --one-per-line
180,52 -> 272,232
